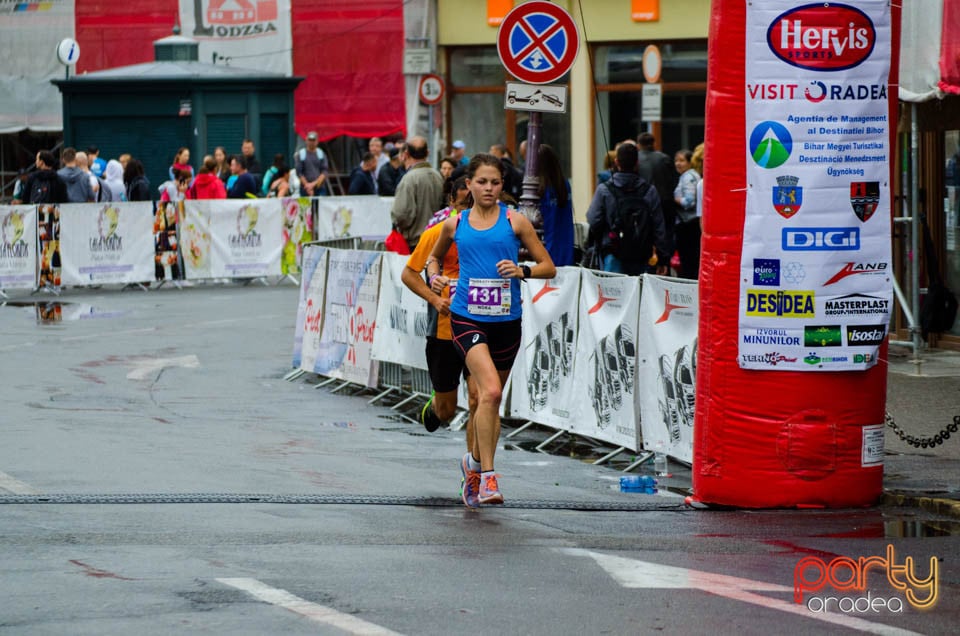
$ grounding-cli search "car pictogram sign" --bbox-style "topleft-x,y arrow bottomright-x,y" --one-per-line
496,1 -> 580,85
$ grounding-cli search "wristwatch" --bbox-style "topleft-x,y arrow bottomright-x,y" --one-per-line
521,265 -> 532,280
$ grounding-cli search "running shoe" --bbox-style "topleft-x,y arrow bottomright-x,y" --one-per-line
419,392 -> 442,432
478,473 -> 504,505
460,453 -> 480,508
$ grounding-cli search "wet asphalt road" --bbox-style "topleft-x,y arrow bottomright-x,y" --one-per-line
0,285 -> 957,635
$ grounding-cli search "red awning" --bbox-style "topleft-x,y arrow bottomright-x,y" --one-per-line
291,2 -> 406,141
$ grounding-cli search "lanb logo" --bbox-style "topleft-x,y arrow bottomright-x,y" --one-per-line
767,3 -> 876,71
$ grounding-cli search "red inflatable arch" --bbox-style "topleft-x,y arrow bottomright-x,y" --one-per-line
693,0 -> 901,507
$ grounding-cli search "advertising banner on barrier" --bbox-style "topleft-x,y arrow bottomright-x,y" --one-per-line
738,0 -> 893,371
313,249 -> 382,387
37,204 -> 61,288
371,252 -> 429,370
510,267 -> 581,430
0,205 -> 37,290
315,196 -> 393,241
280,197 -> 314,275
637,274 -> 698,463
572,270 -> 642,450
182,200 -> 283,279
294,244 -> 329,372
154,202 -> 182,283
59,202 -> 154,286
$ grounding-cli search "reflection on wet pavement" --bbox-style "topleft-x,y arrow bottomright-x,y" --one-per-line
1,301 -> 129,324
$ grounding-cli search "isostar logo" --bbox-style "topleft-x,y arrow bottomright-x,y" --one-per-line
767,4 -> 876,71
753,259 -> 780,286
773,175 -> 802,218
850,181 -> 880,221
824,262 -> 888,286
746,289 -> 815,318
804,325 -> 842,347
193,0 -> 279,38
741,352 -> 798,366
655,289 -> 694,323
846,324 -> 887,346
783,227 -> 860,251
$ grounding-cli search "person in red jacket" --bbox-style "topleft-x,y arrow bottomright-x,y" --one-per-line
186,156 -> 227,199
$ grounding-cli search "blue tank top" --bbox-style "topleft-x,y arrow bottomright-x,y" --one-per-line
450,203 -> 522,322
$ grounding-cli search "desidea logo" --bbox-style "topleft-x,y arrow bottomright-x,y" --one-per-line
794,544 -> 939,614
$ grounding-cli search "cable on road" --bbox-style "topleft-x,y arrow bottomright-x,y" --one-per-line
0,493 -> 686,511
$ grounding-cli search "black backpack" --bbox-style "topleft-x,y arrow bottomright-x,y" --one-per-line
30,177 -> 54,204
605,181 -> 653,262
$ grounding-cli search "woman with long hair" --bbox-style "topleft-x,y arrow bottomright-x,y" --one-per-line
427,153 -> 556,507
673,147 -> 703,279
170,147 -> 193,181
536,143 -> 575,266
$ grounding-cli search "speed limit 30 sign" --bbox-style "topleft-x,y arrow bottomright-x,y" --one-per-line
418,74 -> 444,106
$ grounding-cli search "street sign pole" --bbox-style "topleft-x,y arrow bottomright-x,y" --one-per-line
519,112 -> 542,225
496,1 -> 580,229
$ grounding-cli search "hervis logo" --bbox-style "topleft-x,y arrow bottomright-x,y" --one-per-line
767,3 -> 876,72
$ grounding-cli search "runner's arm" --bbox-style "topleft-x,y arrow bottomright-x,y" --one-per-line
505,213 -> 556,280
401,265 -> 450,315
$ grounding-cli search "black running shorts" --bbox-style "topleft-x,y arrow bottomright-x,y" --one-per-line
450,312 -> 522,371
425,336 -> 465,393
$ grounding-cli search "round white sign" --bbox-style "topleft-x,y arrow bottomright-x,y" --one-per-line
57,38 -> 80,66
642,44 -> 662,84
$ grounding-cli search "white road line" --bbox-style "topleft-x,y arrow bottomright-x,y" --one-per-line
60,327 -> 157,342
561,549 -> 924,636
126,355 -> 200,380
0,470 -> 41,494
217,577 -> 404,636
183,314 -> 282,328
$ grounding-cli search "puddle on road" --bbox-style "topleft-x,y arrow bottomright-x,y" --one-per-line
1,301 -> 129,324
885,518 -> 960,537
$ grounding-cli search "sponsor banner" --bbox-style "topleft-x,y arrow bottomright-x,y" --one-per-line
636,275 -> 697,463
280,197 -> 314,275
510,267 -> 581,430
313,249 -> 382,388
59,202 -> 154,286
154,202 -> 183,282
371,252 -> 429,370
37,204 -> 61,288
294,244 -> 328,372
571,269 -> 642,450
315,196 -> 393,241
739,0 -> 893,371
182,199 -> 283,279
0,205 -> 37,290
178,0 -> 292,75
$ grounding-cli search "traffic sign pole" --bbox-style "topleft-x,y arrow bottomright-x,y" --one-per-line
496,1 -> 580,231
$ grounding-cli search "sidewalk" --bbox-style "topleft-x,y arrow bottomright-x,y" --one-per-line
883,346 -> 960,516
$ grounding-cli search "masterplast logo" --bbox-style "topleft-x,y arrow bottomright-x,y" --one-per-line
767,3 -> 876,71
794,545 -> 938,613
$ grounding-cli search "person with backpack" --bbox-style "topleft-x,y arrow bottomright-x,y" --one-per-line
586,143 -> 670,276
21,151 -> 68,205
294,131 -> 329,196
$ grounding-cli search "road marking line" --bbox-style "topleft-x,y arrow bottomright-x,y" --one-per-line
126,355 -> 200,380
183,314 -> 282,328
0,471 -> 41,494
61,327 -> 157,342
217,577 -> 404,635
561,549 -> 923,636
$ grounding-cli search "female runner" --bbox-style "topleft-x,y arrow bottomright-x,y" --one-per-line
427,153 -> 556,506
